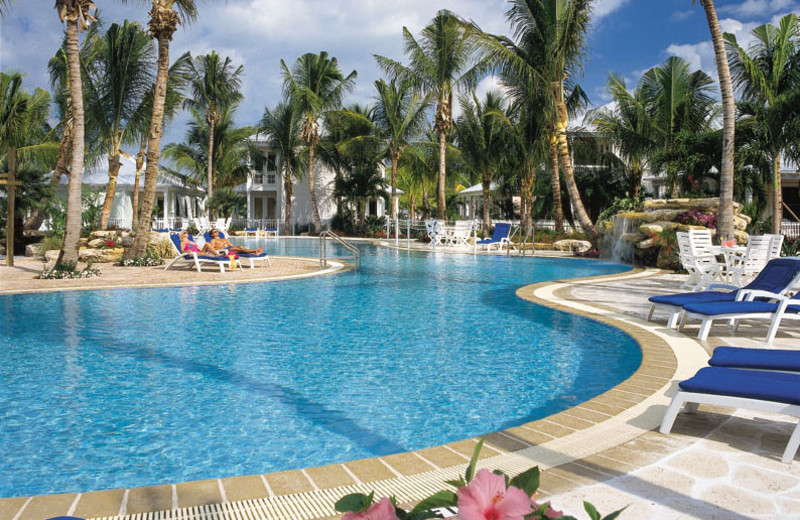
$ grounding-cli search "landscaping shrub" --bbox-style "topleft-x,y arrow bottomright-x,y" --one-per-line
120,257 -> 164,267
674,210 -> 717,229
41,261 -> 101,279
597,195 -> 644,223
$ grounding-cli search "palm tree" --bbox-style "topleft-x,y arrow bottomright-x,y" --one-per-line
695,0 -> 736,241
725,13 -> 800,234
54,0 -> 96,264
455,91 -> 511,234
1,73 -> 55,262
83,21 -> 156,230
471,0 -> 600,247
184,50 -> 244,202
338,79 -> 431,221
130,0 -> 198,259
163,105 -> 255,193
375,10 -> 483,220
127,51 -> 191,229
260,102 -> 304,235
591,75 -> 657,199
281,51 -> 356,234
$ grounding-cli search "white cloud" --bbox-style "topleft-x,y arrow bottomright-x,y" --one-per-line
721,0 -> 798,18
670,10 -> 694,22
593,0 -> 631,20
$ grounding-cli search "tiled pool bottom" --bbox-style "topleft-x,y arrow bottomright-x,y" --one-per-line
0,267 -> 687,520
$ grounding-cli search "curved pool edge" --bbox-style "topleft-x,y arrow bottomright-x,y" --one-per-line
1,267 -> 713,520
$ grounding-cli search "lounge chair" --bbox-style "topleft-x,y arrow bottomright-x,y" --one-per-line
445,220 -> 474,247
680,291 -> 800,342
677,231 -> 723,291
203,230 -> 272,268
708,346 -> 800,372
164,233 -> 232,273
476,222 -> 514,252
659,366 -> 800,463
243,227 -> 259,238
647,257 -> 800,328
726,235 -> 773,287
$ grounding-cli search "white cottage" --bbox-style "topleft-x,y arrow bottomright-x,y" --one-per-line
57,154 -> 206,229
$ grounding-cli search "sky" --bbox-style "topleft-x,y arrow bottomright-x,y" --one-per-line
1,0 -> 799,150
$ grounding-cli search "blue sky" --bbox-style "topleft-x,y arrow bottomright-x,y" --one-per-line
2,0 -> 798,148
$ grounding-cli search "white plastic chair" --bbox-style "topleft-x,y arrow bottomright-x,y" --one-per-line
446,220 -> 474,247
678,231 -> 722,290
727,235 -> 773,287
767,234 -> 785,259
425,219 -> 444,247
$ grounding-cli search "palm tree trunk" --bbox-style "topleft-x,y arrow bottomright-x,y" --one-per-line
99,148 -> 121,230
283,171 -> 293,235
521,160 -> 535,239
422,185 -> 430,219
631,164 -> 642,199
555,92 -> 600,248
206,118 -> 215,204
772,153 -> 783,234
437,129 -> 447,219
307,142 -> 322,234
25,127 -> 72,231
130,30 -> 171,258
390,153 -> 399,220
548,133 -> 563,233
482,176 -> 491,235
58,19 -> 85,265
131,138 -> 146,230
699,0 -> 735,241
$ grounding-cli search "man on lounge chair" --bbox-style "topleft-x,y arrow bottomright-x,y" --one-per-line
179,231 -> 226,257
207,229 -> 263,255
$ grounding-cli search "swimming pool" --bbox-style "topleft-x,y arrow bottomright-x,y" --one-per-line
0,241 -> 640,497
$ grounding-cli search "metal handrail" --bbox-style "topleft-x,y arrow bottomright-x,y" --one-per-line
319,231 -> 361,271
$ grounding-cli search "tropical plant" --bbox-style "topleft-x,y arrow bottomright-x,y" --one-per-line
130,0 -> 199,259
694,0 -> 736,241
184,50 -> 244,202
471,0 -> 599,248
282,51 -> 356,234
455,91 -> 512,234
83,20 -> 156,229
260,101 -> 305,235
205,186 -> 245,218
0,72 -> 57,255
725,13 -> 800,234
54,0 -> 96,264
335,441 -> 621,520
339,78 -> 431,221
376,10 -> 483,219
163,105 -> 255,195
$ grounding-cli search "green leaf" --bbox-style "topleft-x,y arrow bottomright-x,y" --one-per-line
334,492 -> 373,513
584,501 -> 601,520
601,506 -> 628,520
408,490 -> 458,515
445,478 -> 466,489
465,439 -> 484,482
509,466 -> 540,497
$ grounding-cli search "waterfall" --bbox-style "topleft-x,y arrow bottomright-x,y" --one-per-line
605,216 -> 641,264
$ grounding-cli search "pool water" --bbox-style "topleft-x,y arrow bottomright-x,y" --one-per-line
0,241 -> 640,497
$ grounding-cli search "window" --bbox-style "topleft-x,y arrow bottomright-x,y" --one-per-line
266,153 -> 277,172
253,154 -> 265,172
253,173 -> 264,184
267,173 -> 276,185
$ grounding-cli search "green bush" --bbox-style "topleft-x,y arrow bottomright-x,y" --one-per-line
41,261 -> 101,279
597,196 -> 644,223
38,233 -> 63,253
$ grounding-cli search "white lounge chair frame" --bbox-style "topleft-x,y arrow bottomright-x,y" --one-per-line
164,234 -> 232,273
681,292 -> 800,342
647,282 -> 739,329
660,389 -> 800,463
726,235 -> 772,287
678,231 -> 723,290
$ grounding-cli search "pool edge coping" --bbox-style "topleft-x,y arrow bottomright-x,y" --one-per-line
1,266 -> 710,520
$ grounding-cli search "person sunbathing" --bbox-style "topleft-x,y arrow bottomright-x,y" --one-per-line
179,231 -> 226,257
207,229 -> 263,255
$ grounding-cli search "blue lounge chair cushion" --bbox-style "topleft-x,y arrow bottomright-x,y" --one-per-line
238,252 -> 268,258
679,366 -> 800,405
683,297 -> 800,317
203,231 -> 227,242
245,227 -> 257,232
170,233 -> 226,262
649,291 -> 739,306
476,223 -> 511,244
710,346 -> 800,372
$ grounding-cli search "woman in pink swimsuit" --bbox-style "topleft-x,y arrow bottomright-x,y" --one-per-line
179,231 -> 225,257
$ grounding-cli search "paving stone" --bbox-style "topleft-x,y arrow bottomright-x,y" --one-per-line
732,466 -> 800,494
503,426 -> 553,446
666,449 -> 730,479
380,452 -> 435,475
0,497 -> 29,520
700,484 -> 777,517
344,458 -> 397,482
126,485 -> 173,515
622,466 -> 696,496
481,432 -> 529,453
221,474 -> 269,502
72,488 -> 126,518
446,439 -> 500,459
176,479 -> 222,508
263,470 -> 315,495
304,464 -> 355,489
415,446 -> 468,468
12,494 -> 76,520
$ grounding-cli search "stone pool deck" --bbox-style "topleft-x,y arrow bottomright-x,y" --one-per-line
1,260 -> 799,520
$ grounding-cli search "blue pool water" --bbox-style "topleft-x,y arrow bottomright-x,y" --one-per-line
0,241 -> 640,497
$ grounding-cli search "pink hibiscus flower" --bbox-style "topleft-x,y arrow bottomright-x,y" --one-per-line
342,497 -> 399,520
457,469 -> 533,520
533,499 -> 564,519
